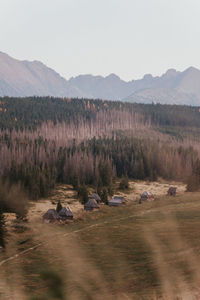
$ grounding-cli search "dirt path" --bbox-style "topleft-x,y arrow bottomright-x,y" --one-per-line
0,213 -> 139,267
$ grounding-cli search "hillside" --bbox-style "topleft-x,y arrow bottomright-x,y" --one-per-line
0,97 -> 200,201
125,67 -> 200,105
2,183 -> 200,299
1,52 -> 200,104
1,98 -> 200,299
1,97 -> 200,132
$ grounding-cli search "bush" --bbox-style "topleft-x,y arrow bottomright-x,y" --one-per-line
78,185 -> 88,204
119,177 -> 129,190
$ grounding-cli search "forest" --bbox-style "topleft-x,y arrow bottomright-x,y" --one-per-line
1,96 -> 200,245
1,97 -> 200,129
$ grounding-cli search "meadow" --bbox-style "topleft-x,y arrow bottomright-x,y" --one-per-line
1,181 -> 200,300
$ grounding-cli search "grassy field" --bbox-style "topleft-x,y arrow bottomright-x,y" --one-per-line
1,186 -> 200,299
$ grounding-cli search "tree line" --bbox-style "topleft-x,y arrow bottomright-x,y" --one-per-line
2,135 -> 198,200
0,97 -> 200,130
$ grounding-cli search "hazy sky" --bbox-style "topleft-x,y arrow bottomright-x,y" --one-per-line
1,0 -> 200,80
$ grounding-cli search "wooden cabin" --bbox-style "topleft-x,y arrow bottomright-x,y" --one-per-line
84,199 -> 100,211
89,193 -> 101,203
139,191 -> 154,203
59,207 -> 74,220
43,209 -> 59,223
108,196 -> 125,207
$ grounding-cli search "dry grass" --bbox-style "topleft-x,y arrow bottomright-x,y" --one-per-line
25,180 -> 186,224
2,182 -> 200,300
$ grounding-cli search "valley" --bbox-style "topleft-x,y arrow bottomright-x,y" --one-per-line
0,97 -> 200,300
1,1 -> 200,299
1,180 -> 200,300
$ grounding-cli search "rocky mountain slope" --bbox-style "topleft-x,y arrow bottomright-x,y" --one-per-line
0,52 -> 80,97
0,51 -> 200,105
125,67 -> 200,105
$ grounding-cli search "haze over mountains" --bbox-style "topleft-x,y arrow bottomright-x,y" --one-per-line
1,51 -> 200,105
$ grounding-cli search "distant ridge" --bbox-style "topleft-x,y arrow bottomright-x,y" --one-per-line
0,51 -> 81,98
0,51 -> 200,105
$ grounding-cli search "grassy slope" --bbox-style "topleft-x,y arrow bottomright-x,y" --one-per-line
2,193 -> 200,299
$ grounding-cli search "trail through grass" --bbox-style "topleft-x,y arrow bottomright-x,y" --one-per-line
1,192 -> 200,299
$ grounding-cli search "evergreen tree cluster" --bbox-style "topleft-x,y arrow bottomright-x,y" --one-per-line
6,163 -> 56,200
0,96 -> 200,198
0,97 -> 200,130
1,135 -> 197,199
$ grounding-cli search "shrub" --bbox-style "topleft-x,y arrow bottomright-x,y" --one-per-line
119,177 -> 129,190
78,185 -> 88,204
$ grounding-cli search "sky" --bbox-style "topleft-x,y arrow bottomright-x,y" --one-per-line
0,0 -> 200,81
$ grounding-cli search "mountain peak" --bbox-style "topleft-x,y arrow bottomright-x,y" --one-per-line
1,51 -> 200,105
106,73 -> 121,80
163,68 -> 178,78
143,74 -> 153,80
184,66 -> 200,74
0,51 -> 9,56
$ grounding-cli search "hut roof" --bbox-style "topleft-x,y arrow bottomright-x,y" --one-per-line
113,196 -> 125,202
109,199 -> 122,206
84,199 -> 99,209
141,191 -> 154,198
43,209 -> 59,220
89,193 -> 101,202
59,207 -> 74,217
109,196 -> 125,205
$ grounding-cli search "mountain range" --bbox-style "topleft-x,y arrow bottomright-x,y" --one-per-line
1,51 -> 200,105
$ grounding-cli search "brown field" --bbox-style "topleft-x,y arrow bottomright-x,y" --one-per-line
3,180 -> 200,300
26,180 -> 186,223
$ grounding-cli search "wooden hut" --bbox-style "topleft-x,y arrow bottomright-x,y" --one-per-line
43,209 -> 59,223
84,199 -> 100,211
89,193 -> 101,203
59,207 -> 74,220
167,187 -> 177,196
108,196 -> 125,207
139,191 -> 154,203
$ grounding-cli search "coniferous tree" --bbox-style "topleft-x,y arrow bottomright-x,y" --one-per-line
56,200 -> 63,213
101,188 -> 108,205
187,159 -> 200,191
78,185 -> 88,204
71,174 -> 79,190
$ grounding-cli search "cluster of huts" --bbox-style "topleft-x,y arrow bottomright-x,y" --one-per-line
84,193 -> 126,211
139,186 -> 177,203
43,193 -> 126,222
43,206 -> 73,223
43,186 -> 177,223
